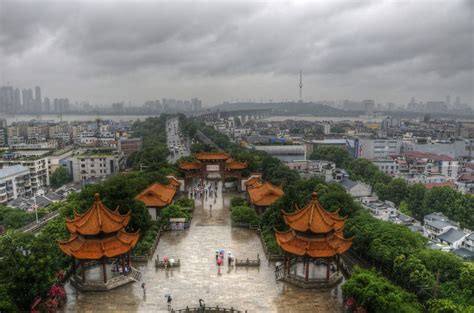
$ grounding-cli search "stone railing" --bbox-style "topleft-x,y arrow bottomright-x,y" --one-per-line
230,221 -> 259,230
235,255 -> 260,267
171,306 -> 246,313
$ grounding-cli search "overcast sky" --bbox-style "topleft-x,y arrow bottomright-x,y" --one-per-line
1,0 -> 473,107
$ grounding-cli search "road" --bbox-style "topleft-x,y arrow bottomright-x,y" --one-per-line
166,117 -> 190,163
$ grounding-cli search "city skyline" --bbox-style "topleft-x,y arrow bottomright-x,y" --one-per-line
1,0 -> 472,106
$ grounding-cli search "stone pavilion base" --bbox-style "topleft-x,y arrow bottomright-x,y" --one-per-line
71,266 -> 141,292
281,272 -> 343,289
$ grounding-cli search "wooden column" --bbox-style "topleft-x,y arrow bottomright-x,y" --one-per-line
81,260 -> 86,283
127,251 -> 131,267
336,254 -> 340,272
72,256 -> 76,276
326,258 -> 330,281
102,258 -> 107,283
121,255 -> 125,274
287,255 -> 291,276
305,257 -> 309,282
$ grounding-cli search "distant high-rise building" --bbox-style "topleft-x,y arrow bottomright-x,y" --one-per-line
446,95 -> 451,107
21,88 -> 34,111
455,96 -> 461,107
35,86 -> 42,111
191,98 -> 202,111
111,102 -> 124,113
43,97 -> 51,112
426,101 -> 446,112
13,88 -> 21,112
53,98 -> 69,113
0,86 -> 14,112
362,99 -> 375,115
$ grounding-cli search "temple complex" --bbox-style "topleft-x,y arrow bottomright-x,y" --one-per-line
275,192 -> 352,288
178,152 -> 247,187
59,193 -> 141,291
135,176 -> 181,220
245,174 -> 284,214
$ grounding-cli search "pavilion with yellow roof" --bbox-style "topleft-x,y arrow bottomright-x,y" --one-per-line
59,193 -> 141,291
274,192 -> 352,288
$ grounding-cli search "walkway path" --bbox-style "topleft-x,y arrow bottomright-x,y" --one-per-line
61,181 -> 344,312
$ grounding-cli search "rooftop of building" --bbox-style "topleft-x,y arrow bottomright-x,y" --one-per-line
135,181 -> 179,207
437,228 -> 467,244
424,181 -> 456,190
0,165 -> 30,179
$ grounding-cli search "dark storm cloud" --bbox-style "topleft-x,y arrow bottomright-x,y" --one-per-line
0,0 -> 472,104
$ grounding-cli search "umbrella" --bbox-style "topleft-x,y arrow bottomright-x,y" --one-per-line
219,249 -> 225,254
163,256 -> 169,261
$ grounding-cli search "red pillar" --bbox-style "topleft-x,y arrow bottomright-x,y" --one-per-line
287,255 -> 291,276
72,256 -> 76,276
81,260 -> 86,283
102,258 -> 107,283
326,258 -> 330,281
305,257 -> 309,282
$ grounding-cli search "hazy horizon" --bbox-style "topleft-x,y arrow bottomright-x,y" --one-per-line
1,0 -> 473,106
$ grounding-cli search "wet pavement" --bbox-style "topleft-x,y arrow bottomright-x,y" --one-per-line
61,181 -> 344,313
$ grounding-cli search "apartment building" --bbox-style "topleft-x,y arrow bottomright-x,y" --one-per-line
0,165 -> 31,204
70,149 -> 124,182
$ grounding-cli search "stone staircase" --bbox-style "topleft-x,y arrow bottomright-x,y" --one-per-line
275,263 -> 285,281
129,267 -> 142,282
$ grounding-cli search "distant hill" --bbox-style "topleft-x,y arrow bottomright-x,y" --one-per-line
212,101 -> 357,117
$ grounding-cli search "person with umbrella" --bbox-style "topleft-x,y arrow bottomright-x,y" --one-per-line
217,257 -> 223,273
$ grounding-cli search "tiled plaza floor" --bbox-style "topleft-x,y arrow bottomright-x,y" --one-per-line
61,182 -> 344,313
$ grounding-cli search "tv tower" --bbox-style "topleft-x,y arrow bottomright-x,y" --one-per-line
298,70 -> 303,102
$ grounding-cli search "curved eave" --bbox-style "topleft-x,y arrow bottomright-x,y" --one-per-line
59,230 -> 140,260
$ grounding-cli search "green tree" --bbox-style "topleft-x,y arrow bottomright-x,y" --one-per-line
422,187 -> 459,219
308,146 -> 352,168
50,167 -> 72,188
426,299 -> 468,313
160,204 -> 190,224
231,206 -> 260,225
393,255 -> 436,301
407,183 -> 426,221
342,268 -> 423,313
0,231 -> 67,310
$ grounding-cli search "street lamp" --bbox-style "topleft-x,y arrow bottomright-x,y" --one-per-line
33,193 -> 39,224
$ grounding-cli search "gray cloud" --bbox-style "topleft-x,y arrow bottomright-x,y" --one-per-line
0,0 -> 472,106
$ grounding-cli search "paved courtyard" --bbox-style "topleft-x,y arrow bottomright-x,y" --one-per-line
61,181 -> 344,312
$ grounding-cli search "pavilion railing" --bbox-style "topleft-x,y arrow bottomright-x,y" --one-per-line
171,306 -> 246,313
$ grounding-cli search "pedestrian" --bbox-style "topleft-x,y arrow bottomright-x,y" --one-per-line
210,204 -> 212,210
165,294 -> 172,310
217,257 -> 223,273
215,250 -> 219,262
141,282 -> 146,296
164,256 -> 169,270
228,252 -> 233,266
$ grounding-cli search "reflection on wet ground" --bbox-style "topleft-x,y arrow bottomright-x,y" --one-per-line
61,182 -> 344,312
